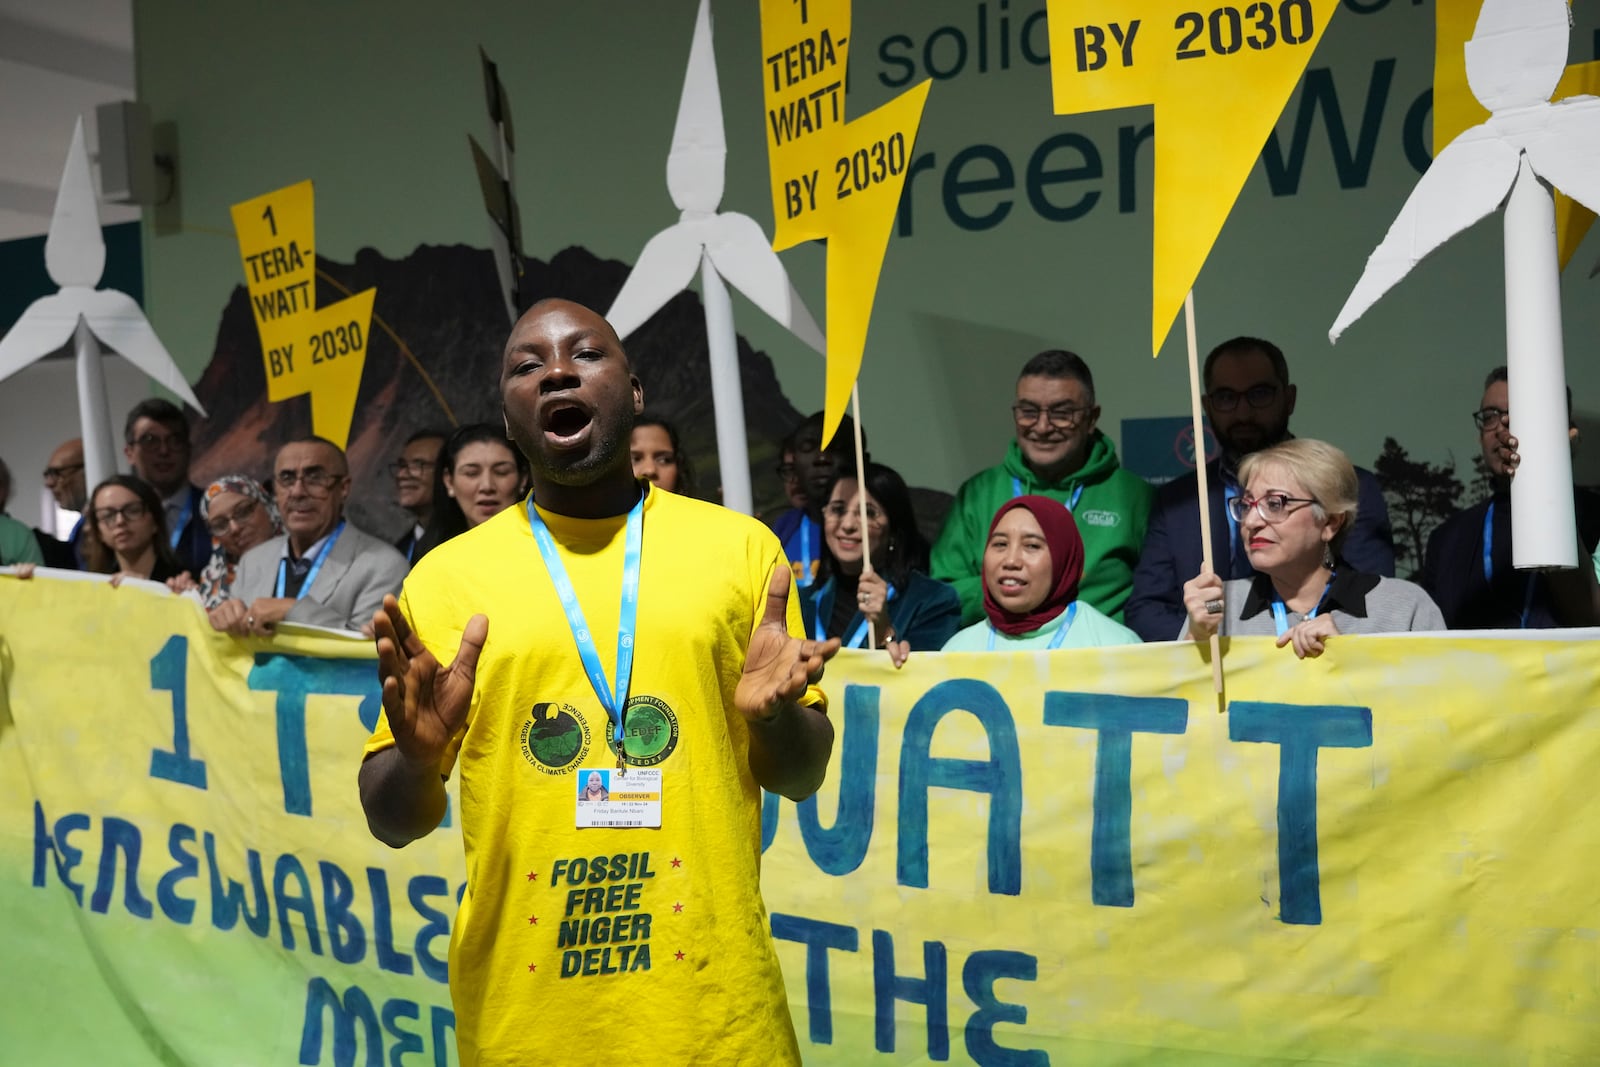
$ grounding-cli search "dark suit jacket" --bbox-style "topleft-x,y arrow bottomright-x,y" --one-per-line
170,485 -> 212,577
1125,458 -> 1396,642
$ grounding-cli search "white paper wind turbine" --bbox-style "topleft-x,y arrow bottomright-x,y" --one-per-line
0,119 -> 203,491
1330,0 -> 1600,569
607,0 -> 825,516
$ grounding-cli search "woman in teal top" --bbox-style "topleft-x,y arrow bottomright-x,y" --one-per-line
943,495 -> 1141,650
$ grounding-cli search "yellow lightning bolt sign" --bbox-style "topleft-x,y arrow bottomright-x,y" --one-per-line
1047,1 -> 1339,355
761,0 -> 931,448
1434,1 -> 1599,269
230,181 -> 376,449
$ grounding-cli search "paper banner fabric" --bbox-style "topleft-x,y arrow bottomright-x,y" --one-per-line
6,576 -> 1600,1063
760,0 -> 931,449
1046,0 -> 1340,355
1435,0 -> 1600,269
230,181 -> 376,449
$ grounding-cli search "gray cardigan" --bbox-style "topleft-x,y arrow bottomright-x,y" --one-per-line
231,521 -> 408,632
1180,570 -> 1446,639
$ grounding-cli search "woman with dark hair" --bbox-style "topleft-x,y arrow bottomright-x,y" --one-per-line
81,475 -> 188,582
800,461 -> 961,667
943,496 -> 1141,650
630,415 -> 694,496
415,424 -> 530,559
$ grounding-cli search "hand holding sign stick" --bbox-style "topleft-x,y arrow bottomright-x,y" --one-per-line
1046,0 -> 1341,696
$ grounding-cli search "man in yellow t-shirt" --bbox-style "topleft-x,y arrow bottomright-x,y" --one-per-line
359,299 -> 841,1067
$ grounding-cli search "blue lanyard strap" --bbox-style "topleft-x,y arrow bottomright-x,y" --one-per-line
810,579 -> 898,646
274,521 -> 345,600
527,494 -> 644,751
169,492 -> 194,551
1012,477 -> 1082,512
986,601 -> 1078,650
1483,501 -> 1535,628
797,514 -> 815,589
1270,575 -> 1333,638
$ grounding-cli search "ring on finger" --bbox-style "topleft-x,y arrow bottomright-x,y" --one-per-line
1204,599 -> 1224,615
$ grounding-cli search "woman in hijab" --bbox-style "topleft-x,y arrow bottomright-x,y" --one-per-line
172,475 -> 283,608
943,495 -> 1142,650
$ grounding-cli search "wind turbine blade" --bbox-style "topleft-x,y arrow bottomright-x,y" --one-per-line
706,213 -> 825,355
607,226 -> 701,340
1464,0 -> 1569,113
45,118 -> 106,290
79,289 -> 206,413
1331,129 -> 1520,341
665,0 -> 725,215
1524,99 -> 1600,219
0,295 -> 80,382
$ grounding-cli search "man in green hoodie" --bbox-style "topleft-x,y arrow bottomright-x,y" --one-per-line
931,350 -> 1153,625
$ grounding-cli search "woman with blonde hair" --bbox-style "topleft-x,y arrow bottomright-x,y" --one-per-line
1182,438 -> 1443,658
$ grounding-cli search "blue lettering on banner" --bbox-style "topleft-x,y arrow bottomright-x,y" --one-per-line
274,853 -> 324,955
320,861 -> 366,965
873,929 -> 950,1059
963,950 -> 1047,1066
898,679 -> 1023,895
148,635 -> 208,790
90,816 -> 153,918
157,823 -> 199,925
407,875 -> 453,984
797,685 -> 880,876
770,913 -> 860,1045
1229,701 -> 1373,925
297,977 -> 455,1067
204,831 -> 271,937
1042,692 -> 1188,907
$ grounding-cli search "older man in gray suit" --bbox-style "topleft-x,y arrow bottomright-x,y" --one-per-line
214,437 -> 408,636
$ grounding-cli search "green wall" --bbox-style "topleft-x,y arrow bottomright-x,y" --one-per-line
135,0 -> 1600,494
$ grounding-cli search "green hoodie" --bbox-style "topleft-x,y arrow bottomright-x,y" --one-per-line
931,432 -> 1154,625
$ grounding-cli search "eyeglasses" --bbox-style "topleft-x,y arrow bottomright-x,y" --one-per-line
1207,384 -> 1281,412
1013,403 -> 1091,427
130,432 -> 189,452
207,498 -> 260,535
42,462 -> 84,483
1473,407 -> 1508,432
1227,492 -> 1317,524
275,468 -> 343,492
389,458 -> 436,476
823,501 -> 886,525
93,501 -> 149,526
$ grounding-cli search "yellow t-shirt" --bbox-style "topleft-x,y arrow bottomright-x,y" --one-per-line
365,487 -> 820,1067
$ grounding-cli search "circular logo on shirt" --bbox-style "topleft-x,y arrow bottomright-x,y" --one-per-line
519,702 -> 590,774
607,695 -> 680,767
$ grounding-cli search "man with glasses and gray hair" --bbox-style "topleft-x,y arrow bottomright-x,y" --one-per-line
1419,366 -> 1600,628
1126,336 -> 1396,643
123,398 -> 212,576
932,349 -> 1154,625
215,436 -> 408,636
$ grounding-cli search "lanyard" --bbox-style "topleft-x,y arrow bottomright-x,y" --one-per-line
527,494 -> 644,753
169,492 -> 194,551
986,601 -> 1078,650
274,521 -> 346,599
1270,576 -> 1333,638
813,579 -> 898,647
796,514 -> 815,589
1012,477 -> 1082,512
1482,501 -> 1536,627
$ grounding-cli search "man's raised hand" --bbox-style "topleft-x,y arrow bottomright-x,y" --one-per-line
736,566 -> 840,724
373,595 -> 488,766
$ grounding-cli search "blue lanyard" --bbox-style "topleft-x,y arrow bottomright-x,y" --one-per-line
796,514 -> 815,589
1270,576 -> 1333,638
169,492 -> 194,551
1482,501 -> 1535,627
274,521 -> 346,599
813,578 -> 898,647
986,601 -> 1078,650
527,494 -> 644,752
1012,477 -> 1082,512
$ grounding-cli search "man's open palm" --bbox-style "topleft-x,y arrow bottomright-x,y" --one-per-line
373,595 -> 488,765
737,567 -> 839,723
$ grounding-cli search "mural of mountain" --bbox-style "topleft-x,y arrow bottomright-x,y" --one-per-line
189,243 -> 808,536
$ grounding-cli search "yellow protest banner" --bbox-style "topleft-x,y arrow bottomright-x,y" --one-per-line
5,574 -> 1600,1063
1047,0 -> 1340,355
1434,1 -> 1599,269
761,0 -> 931,448
231,181 -> 376,449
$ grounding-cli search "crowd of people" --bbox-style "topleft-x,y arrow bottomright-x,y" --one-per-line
3,335 -> 1597,656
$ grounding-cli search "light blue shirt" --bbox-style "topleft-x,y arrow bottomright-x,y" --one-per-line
941,601 -> 1142,651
